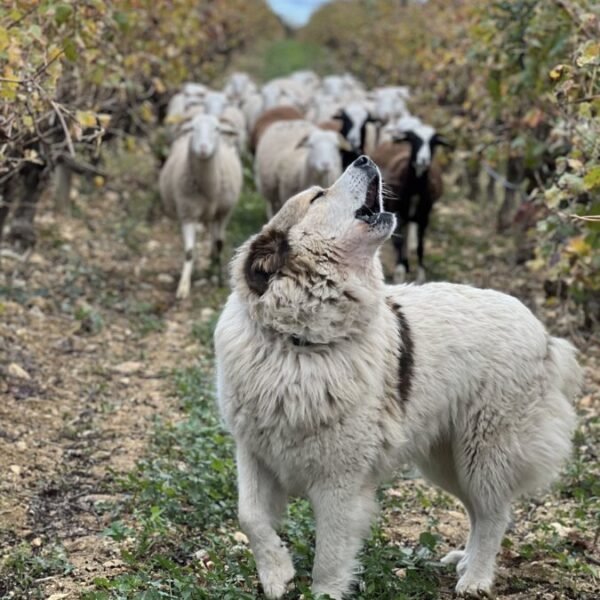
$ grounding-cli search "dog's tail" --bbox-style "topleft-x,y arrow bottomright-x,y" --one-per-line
518,336 -> 582,494
546,336 -> 583,404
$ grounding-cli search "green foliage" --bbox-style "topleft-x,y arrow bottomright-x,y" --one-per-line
0,542 -> 73,599
260,39 -> 335,81
302,0 -> 600,321
1,0 -> 283,181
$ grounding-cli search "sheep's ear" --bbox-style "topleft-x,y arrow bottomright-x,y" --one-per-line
392,132 -> 409,143
332,110 -> 344,120
295,134 -> 310,149
337,134 -> 352,151
244,228 -> 290,296
433,134 -> 453,149
218,118 -> 237,136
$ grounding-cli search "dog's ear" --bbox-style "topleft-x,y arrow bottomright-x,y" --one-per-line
244,228 -> 290,296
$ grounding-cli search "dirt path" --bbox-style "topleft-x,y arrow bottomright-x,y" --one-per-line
0,187 -> 213,596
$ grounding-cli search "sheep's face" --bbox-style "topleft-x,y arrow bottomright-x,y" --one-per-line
393,122 -> 451,177
301,130 -> 343,181
204,92 -> 227,117
374,89 -> 408,123
262,83 -> 293,110
189,114 -> 220,158
334,103 -> 372,153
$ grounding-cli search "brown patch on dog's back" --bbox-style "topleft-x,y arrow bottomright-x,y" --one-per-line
244,229 -> 290,295
388,301 -> 414,405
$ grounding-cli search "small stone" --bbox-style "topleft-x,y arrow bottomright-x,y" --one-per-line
8,363 -> 31,380
233,531 -> 248,544
47,594 -> 70,600
157,273 -> 174,284
147,240 -> 161,252
15,441 -> 27,451
194,549 -> 209,561
29,306 -> 45,320
112,361 -> 143,375
31,537 -> 42,547
102,559 -> 124,568
394,567 -> 407,579
200,307 -> 215,322
550,522 -> 572,537
28,253 -> 45,265
10,465 -> 22,475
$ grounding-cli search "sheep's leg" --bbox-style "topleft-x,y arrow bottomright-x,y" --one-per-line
392,221 -> 409,284
176,221 -> 196,300
210,218 -> 227,287
416,220 -> 428,284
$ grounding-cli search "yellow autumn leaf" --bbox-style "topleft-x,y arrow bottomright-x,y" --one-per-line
526,257 -> 545,273
140,101 -> 155,124
549,64 -> 565,80
0,66 -> 18,100
0,27 -> 8,52
7,42 -> 23,66
94,176 -> 105,188
576,41 -> 600,67
76,110 -> 97,129
565,237 -> 591,257
153,77 -> 166,94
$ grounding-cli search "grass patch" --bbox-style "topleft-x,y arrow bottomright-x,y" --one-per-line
228,38 -> 339,83
0,542 -> 73,599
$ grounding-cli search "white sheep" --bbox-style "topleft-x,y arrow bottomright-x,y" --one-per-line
378,114 -> 422,145
203,91 -> 248,153
372,86 -> 411,123
159,114 -> 242,299
261,78 -> 305,111
241,90 -> 264,136
290,70 -> 320,91
224,72 -> 256,104
255,120 -> 344,217
203,91 -> 229,117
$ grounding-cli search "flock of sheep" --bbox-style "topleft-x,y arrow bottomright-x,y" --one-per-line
159,71 -> 451,299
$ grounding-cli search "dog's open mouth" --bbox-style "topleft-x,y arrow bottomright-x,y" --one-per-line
355,173 -> 382,225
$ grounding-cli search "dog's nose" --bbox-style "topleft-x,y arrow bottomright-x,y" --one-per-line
353,155 -> 374,169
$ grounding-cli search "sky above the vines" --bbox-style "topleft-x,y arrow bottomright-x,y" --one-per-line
267,0 -> 328,26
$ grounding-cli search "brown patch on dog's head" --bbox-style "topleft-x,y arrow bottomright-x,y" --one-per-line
244,228 -> 290,296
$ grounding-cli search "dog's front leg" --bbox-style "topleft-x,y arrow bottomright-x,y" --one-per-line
236,446 -> 294,599
310,483 -> 377,599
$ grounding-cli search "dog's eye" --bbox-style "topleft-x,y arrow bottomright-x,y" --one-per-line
310,190 -> 325,204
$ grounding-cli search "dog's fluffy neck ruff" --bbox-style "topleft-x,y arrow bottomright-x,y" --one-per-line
234,228 -> 387,347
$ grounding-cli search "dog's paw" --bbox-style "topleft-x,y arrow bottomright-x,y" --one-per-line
455,573 -> 494,598
441,549 -> 465,566
258,548 -> 295,599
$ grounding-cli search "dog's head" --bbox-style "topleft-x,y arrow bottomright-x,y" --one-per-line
232,156 -> 396,343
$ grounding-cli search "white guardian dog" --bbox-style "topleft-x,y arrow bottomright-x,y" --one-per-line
214,156 -> 581,599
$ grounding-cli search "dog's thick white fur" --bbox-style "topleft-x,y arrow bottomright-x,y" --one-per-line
214,157 -> 581,599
